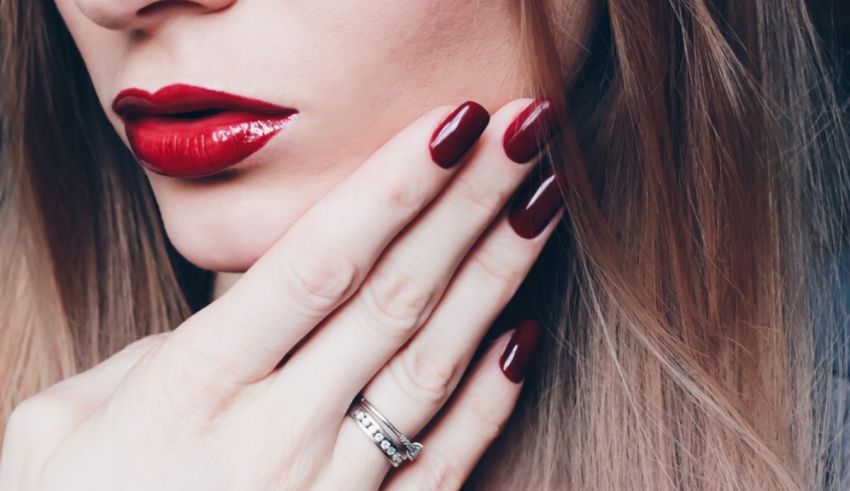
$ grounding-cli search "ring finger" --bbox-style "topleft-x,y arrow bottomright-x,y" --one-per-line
278,98 -> 561,403
342,194 -> 564,484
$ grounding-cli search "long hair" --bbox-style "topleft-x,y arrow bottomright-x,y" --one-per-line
0,0 -> 209,429
2,1 -> 849,489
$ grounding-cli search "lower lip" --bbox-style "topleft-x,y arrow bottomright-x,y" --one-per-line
124,111 -> 296,178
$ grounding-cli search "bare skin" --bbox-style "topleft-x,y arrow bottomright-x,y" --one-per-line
0,99 -> 564,489
0,1 -> 590,488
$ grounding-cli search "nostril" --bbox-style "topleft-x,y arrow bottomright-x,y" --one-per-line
137,0 -> 202,17
77,0 -> 236,31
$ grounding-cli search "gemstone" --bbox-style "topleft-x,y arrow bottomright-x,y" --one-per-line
407,442 -> 423,458
387,447 -> 397,456
374,433 -> 384,442
380,440 -> 391,450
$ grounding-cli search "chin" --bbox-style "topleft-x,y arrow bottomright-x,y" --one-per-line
161,209 -> 289,273
146,140 -> 359,272
151,174 -> 329,273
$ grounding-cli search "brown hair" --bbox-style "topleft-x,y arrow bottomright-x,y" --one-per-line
0,0 -> 209,423
2,0 -> 849,489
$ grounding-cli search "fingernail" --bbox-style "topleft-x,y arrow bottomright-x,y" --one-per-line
502,99 -> 561,164
499,319 -> 543,383
429,101 -> 491,168
508,167 -> 565,239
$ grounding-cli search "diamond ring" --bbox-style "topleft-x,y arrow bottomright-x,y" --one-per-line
348,395 -> 423,467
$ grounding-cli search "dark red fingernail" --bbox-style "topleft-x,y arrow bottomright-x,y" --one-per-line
499,319 -> 543,383
502,99 -> 561,164
508,167 -> 565,239
429,101 -> 490,168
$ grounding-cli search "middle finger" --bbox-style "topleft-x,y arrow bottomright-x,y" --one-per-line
277,98 -> 561,407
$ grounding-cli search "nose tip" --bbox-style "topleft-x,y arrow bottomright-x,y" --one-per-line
76,0 -> 235,31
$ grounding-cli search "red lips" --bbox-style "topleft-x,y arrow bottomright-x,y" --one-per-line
112,84 -> 297,178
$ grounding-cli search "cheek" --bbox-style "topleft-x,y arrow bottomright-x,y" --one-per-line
311,0 -> 522,100
153,1 -> 526,272
53,0 -> 126,116
54,0 -> 528,272
289,0 -> 524,173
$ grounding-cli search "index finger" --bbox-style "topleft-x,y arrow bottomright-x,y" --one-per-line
158,101 -> 492,391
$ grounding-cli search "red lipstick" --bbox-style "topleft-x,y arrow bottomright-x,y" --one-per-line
112,84 -> 297,178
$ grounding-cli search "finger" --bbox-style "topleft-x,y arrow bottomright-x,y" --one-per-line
330,202 -> 561,485
359,203 -> 563,439
385,321 -> 542,490
280,99 -> 561,406
353,321 -> 543,490
156,101 -> 491,390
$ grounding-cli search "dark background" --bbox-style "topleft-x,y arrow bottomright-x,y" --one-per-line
812,0 -> 850,100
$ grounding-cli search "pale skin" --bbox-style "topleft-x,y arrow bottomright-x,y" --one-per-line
0,1 -> 589,489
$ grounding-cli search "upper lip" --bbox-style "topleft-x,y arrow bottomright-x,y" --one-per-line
111,83 -> 296,120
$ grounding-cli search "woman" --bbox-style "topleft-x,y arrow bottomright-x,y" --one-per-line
0,0 -> 848,489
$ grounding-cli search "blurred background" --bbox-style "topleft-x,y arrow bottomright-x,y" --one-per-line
812,0 -> 850,101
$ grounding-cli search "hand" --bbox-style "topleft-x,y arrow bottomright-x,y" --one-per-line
0,98 -> 564,490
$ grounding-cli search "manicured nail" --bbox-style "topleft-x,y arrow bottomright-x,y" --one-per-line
499,319 -> 543,383
502,99 -> 561,164
508,166 -> 565,239
429,101 -> 490,168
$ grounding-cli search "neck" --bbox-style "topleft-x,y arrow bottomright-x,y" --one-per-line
212,272 -> 242,299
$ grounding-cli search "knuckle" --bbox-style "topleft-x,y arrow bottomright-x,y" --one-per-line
5,394 -> 80,444
280,239 -> 361,313
5,398 -> 40,435
453,172 -> 510,218
385,175 -> 432,213
468,245 -> 526,297
391,340 -> 459,406
420,447 -> 464,491
359,262 -> 437,339
121,332 -> 171,358
465,390 -> 511,442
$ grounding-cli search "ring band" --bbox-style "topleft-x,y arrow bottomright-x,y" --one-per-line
350,405 -> 406,467
356,396 -> 424,461
348,395 -> 424,467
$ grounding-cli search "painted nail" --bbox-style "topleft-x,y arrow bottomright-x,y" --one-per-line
502,99 -> 561,164
500,319 -> 543,383
508,167 -> 565,239
429,101 -> 491,168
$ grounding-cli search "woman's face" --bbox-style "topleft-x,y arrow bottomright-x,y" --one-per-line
54,0 -> 577,272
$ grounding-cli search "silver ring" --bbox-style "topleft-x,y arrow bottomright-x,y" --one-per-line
356,396 -> 424,460
348,395 -> 423,467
